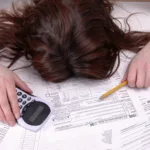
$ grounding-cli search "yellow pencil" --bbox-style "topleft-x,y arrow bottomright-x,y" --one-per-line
100,81 -> 128,100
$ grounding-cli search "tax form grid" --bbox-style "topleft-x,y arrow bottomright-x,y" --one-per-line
46,75 -> 137,131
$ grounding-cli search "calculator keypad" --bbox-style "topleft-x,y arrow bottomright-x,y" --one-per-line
27,97 -> 31,101
17,89 -> 35,113
22,94 -> 27,99
22,101 -> 27,105
18,98 -> 23,102
17,92 -> 22,96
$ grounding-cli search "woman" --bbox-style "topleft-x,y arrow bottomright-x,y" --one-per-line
0,0 -> 150,126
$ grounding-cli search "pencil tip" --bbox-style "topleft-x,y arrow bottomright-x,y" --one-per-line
100,96 -> 104,100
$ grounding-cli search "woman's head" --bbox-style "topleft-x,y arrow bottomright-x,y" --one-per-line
0,0 -> 150,82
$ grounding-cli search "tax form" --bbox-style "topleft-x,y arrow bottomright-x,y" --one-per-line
0,50 -> 148,150
0,123 -> 9,144
45,71 -> 137,131
120,121 -> 150,150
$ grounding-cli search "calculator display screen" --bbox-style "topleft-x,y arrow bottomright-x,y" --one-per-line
22,101 -> 51,126
29,105 -> 44,122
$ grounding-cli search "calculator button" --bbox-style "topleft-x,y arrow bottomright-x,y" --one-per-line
19,105 -> 22,109
22,101 -> 27,105
18,98 -> 23,102
22,94 -> 27,99
17,92 -> 22,96
27,97 -> 31,101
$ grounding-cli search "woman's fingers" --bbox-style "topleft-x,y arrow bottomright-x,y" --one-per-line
136,65 -> 146,88
13,73 -> 32,94
0,79 -> 16,126
0,65 -> 32,126
5,79 -> 20,120
126,63 -> 137,88
124,42 -> 150,88
145,64 -> 150,87
125,61 -> 150,88
0,107 -> 7,124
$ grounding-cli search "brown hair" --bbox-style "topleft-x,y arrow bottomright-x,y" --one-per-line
0,0 -> 150,82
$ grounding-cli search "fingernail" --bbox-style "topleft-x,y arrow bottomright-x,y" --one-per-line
29,89 -> 33,93
15,113 -> 20,119
9,121 -> 15,126
28,88 -> 33,93
129,85 -> 134,88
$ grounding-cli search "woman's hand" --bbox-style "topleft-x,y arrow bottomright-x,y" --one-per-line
122,41 -> 150,88
0,65 -> 32,126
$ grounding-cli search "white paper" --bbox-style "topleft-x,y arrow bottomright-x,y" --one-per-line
0,51 -> 147,150
45,72 -> 138,132
0,123 -> 9,144
120,121 -> 150,150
